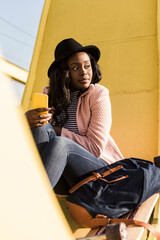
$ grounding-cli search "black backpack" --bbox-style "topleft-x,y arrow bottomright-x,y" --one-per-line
66,158 -> 160,239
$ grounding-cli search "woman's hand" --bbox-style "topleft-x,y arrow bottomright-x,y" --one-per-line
25,108 -> 52,128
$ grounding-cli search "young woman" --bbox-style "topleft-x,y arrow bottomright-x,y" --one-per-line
26,38 -> 125,192
26,38 -> 123,165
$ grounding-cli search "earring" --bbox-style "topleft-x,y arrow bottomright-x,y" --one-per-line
66,71 -> 70,78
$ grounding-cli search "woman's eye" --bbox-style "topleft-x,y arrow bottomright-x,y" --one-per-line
72,66 -> 79,71
85,65 -> 91,69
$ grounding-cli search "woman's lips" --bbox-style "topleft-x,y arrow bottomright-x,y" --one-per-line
79,79 -> 89,83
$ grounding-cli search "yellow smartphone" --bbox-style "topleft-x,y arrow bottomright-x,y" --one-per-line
32,93 -> 48,109
32,93 -> 48,122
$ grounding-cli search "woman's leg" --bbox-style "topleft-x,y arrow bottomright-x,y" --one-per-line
31,122 -> 56,153
31,123 -> 107,188
40,137 -> 107,188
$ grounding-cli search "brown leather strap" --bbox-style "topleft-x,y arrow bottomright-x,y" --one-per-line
101,165 -> 123,177
92,215 -> 160,239
99,175 -> 128,184
111,218 -> 160,239
69,165 -> 124,194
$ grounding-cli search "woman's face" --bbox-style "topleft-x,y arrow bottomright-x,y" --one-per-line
67,52 -> 93,91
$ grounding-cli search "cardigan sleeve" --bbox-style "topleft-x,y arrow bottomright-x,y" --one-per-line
61,87 -> 112,159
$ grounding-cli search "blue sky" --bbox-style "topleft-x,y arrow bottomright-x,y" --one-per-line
0,0 -> 45,71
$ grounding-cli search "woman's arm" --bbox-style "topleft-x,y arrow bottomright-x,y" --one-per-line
61,87 -> 112,158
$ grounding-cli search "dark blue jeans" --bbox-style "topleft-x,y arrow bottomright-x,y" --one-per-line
31,123 -> 107,191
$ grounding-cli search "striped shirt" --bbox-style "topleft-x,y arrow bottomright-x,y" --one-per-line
52,91 -> 79,134
63,91 -> 79,134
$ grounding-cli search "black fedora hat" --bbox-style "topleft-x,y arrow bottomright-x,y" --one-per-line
48,38 -> 100,77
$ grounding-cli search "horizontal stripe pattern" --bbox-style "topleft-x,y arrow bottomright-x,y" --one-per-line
52,91 -> 79,134
63,91 -> 79,134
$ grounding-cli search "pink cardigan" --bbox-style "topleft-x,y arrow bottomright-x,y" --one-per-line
60,84 -> 124,164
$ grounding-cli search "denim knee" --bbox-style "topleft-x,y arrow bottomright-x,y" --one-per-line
31,123 -> 56,144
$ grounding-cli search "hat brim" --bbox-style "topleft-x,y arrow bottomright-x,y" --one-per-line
48,45 -> 100,77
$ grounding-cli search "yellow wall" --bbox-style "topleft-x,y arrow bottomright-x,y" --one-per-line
22,0 -> 159,160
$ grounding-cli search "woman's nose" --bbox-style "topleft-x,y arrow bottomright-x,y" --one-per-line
80,67 -> 87,75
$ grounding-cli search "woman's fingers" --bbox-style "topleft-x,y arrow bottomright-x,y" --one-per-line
35,107 -> 52,113
39,112 -> 52,118
29,116 -> 52,128
25,108 -> 52,128
28,116 -> 52,128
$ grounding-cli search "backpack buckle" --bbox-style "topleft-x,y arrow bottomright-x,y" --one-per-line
92,172 -> 103,180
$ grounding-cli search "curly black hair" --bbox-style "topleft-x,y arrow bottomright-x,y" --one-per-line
48,53 -> 102,126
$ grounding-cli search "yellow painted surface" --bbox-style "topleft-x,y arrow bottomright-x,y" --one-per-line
22,0 -> 51,112
158,0 -> 160,155
0,57 -> 28,83
22,0 -> 159,161
0,68 -> 74,239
